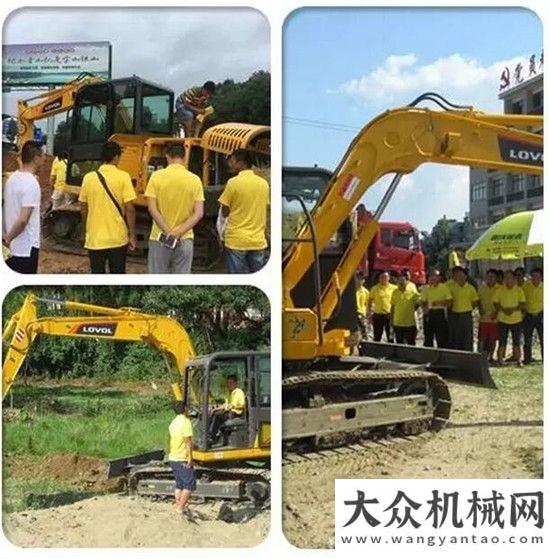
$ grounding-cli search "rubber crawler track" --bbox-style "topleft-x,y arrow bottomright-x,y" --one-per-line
282,369 -> 452,464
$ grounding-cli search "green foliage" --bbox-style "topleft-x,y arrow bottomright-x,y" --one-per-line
209,71 -> 270,126
2,286 -> 269,382
3,385 -> 172,458
425,216 -> 452,271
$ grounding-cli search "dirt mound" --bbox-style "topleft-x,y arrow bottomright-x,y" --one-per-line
5,453 -> 121,491
3,494 -> 269,547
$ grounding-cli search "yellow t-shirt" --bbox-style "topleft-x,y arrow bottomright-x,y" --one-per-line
78,164 -> 136,250
218,169 -> 269,250
391,288 -> 419,327
405,281 -> 418,294
51,157 -> 67,192
420,283 -> 452,309
448,250 -> 460,270
168,414 -> 194,462
493,285 -> 526,325
225,387 -> 246,416
370,283 -> 397,314
446,280 -> 479,313
144,163 -> 204,241
523,280 -> 543,314
477,284 -> 499,323
356,286 -> 370,317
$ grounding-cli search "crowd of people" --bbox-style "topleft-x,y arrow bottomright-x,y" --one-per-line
3,139 -> 270,275
356,264 -> 543,367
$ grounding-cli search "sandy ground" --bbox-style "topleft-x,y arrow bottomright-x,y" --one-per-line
3,495 -> 269,548
283,367 -> 543,548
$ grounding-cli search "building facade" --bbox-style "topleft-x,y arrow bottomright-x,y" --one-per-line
469,70 -> 543,240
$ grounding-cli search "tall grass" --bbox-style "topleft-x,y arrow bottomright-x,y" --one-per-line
3,385 -> 174,458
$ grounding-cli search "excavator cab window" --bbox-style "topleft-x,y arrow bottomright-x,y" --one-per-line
141,84 -> 171,135
113,82 -> 136,134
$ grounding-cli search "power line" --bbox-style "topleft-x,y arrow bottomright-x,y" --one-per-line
284,116 -> 360,133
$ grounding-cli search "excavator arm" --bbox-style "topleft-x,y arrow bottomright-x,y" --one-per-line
2,294 -> 195,401
16,73 -> 104,149
283,93 -> 543,359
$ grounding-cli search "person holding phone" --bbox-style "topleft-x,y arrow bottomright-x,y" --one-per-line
145,143 -> 204,273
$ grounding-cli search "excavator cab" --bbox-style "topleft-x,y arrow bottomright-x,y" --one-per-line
184,351 -> 271,457
66,76 -> 174,186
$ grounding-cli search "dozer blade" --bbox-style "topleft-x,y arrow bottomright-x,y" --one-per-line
107,449 -> 165,478
358,341 -> 496,389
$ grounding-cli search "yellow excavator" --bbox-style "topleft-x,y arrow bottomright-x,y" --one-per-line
10,73 -> 270,269
3,294 -> 270,505
282,92 -> 543,455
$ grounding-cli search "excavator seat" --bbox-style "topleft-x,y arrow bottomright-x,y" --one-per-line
220,415 -> 248,448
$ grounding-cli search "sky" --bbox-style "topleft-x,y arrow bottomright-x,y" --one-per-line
283,7 -> 542,232
2,7 -> 270,116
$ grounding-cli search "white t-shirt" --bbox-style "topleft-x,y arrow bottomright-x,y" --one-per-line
3,170 -> 41,257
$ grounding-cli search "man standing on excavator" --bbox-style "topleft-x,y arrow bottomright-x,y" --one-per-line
175,81 -> 216,137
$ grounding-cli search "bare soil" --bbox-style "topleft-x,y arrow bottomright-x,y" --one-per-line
282,367 -> 543,548
3,495 -> 269,547
4,453 -> 121,492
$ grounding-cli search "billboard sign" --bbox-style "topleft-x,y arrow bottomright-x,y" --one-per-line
2,41 -> 111,87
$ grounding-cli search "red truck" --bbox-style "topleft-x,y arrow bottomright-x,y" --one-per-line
356,204 -> 426,286
282,166 -> 426,287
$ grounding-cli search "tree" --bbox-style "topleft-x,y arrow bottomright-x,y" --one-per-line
425,216 -> 452,272
2,286 -> 270,381
209,71 -> 270,126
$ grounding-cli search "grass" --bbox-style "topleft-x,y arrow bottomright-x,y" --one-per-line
3,384 -> 173,458
2,477 -> 97,514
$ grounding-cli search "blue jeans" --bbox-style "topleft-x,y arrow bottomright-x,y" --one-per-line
175,98 -> 194,120
224,248 -> 267,273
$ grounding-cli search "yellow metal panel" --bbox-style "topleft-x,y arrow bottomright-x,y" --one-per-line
201,123 -> 270,155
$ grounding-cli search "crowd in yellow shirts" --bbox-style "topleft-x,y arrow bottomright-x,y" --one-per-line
74,141 -> 269,274
356,264 -> 543,367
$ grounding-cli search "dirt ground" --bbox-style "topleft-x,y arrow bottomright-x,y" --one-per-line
2,451 -> 268,547
3,495 -> 269,547
283,368 -> 543,549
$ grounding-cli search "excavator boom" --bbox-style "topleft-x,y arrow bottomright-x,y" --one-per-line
2,294 -> 195,400
283,95 -> 543,359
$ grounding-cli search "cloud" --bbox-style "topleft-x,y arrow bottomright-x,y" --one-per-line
334,53 -> 530,111
2,8 -> 269,115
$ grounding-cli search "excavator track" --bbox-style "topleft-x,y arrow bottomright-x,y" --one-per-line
127,461 -> 270,505
282,369 -> 451,457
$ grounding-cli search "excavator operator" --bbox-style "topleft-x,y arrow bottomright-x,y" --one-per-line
207,374 -> 246,446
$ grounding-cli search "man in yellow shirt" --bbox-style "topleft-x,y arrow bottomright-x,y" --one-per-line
446,266 -> 479,351
219,149 -> 269,273
168,401 -> 195,515
477,269 -> 500,361
355,273 -> 370,338
207,375 -> 246,445
369,271 -> 397,342
447,248 -> 460,278
391,273 -> 420,345
420,269 -> 452,348
78,142 -> 136,273
522,267 -> 543,364
50,151 -> 68,210
493,270 -> 526,366
401,268 -> 419,294
145,143 -> 204,274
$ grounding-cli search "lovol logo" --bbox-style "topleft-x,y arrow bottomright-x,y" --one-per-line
74,323 -> 117,336
42,98 -> 63,114
498,136 -> 543,167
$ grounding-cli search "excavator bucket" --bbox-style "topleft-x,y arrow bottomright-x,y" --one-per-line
359,341 -> 497,389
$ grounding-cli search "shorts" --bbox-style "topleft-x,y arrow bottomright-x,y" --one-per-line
498,321 -> 522,347
169,461 -> 196,491
175,98 -> 195,120
479,322 -> 499,343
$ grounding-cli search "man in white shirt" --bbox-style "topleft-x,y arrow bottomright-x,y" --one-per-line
3,141 -> 45,273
